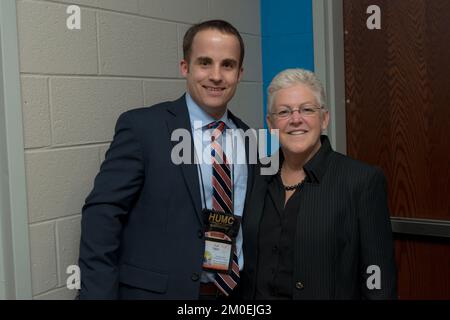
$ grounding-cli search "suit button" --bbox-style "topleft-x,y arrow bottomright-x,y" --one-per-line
198,230 -> 203,239
191,273 -> 200,281
295,281 -> 304,290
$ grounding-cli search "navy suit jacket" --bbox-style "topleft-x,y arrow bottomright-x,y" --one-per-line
78,95 -> 254,299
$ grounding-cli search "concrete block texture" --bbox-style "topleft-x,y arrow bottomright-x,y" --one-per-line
138,0 -> 208,24
209,0 -> 261,35
29,222 -> 57,295
143,79 -> 186,107
228,82 -> 264,130
34,286 -> 78,300
25,146 -> 100,223
17,0 -> 98,74
21,76 -> 51,148
16,0 -> 263,300
56,215 -> 81,287
241,34 -> 262,82
177,24 -> 190,66
99,143 -> 111,162
58,0 -> 139,14
98,12 -> 179,77
50,77 -> 143,146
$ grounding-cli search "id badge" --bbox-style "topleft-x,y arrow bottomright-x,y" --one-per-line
203,231 -> 233,273
202,209 -> 240,273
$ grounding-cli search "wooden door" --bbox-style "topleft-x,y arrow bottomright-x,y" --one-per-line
343,0 -> 450,299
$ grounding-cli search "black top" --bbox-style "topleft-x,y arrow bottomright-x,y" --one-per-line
255,174 -> 308,299
242,136 -> 397,299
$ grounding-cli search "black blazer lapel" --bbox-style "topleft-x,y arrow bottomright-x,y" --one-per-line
166,95 -> 203,225
242,172 -> 270,288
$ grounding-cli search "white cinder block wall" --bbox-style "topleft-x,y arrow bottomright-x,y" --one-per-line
16,0 -> 262,299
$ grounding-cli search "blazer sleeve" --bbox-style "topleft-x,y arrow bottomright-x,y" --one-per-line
78,111 -> 145,299
358,168 -> 398,299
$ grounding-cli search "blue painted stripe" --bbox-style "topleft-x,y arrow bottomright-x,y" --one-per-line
260,0 -> 315,128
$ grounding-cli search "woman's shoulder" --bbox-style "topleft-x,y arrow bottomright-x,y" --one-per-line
329,151 -> 386,183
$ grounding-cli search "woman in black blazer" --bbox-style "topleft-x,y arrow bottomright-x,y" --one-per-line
242,69 -> 397,299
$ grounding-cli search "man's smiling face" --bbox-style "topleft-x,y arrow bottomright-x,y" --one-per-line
180,29 -> 243,119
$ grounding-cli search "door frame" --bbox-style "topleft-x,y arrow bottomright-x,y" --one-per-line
312,0 -> 347,154
0,0 -> 32,299
313,0 -> 450,238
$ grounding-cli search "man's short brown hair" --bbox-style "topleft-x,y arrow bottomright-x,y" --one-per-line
183,20 -> 245,68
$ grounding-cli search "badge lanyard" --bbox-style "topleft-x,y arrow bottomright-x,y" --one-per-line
194,127 -> 238,273
194,128 -> 235,213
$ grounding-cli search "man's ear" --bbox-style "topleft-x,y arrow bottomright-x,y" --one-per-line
237,66 -> 244,82
180,59 -> 189,77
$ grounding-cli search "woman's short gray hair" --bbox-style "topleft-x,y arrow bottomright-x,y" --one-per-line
267,68 -> 327,113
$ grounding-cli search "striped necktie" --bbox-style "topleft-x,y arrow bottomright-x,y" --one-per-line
208,121 -> 240,296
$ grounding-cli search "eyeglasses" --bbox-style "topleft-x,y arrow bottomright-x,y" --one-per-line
270,105 -> 324,119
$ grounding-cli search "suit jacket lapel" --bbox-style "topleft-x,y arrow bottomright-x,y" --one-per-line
166,95 -> 203,225
166,103 -> 255,225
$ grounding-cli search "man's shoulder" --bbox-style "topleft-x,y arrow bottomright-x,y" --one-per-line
228,111 -> 251,130
118,96 -> 185,124
121,100 -> 175,118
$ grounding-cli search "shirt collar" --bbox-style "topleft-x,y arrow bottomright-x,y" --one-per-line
185,93 -> 233,130
302,135 -> 334,183
276,135 -> 334,184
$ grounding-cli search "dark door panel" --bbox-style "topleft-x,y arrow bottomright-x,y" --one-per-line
343,0 -> 450,299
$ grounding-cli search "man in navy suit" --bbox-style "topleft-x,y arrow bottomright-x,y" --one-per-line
78,20 -> 254,299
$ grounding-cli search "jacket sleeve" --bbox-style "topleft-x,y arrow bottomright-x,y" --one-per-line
358,168 -> 398,299
78,111 -> 145,299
